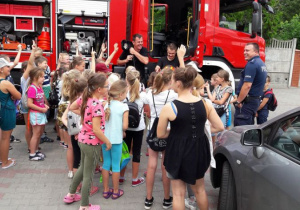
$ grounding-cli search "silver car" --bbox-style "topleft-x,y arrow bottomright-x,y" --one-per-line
210,107 -> 300,210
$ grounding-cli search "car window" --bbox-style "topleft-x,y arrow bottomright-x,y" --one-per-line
262,124 -> 275,143
270,115 -> 300,161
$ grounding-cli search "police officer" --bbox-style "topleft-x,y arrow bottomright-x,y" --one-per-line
234,43 -> 267,126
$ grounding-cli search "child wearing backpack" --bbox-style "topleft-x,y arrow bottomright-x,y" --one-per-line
102,80 -> 129,199
27,68 -> 49,161
120,70 -> 149,187
256,76 -> 272,124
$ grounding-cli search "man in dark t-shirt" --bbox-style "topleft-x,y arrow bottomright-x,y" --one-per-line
155,43 -> 180,72
117,34 -> 149,81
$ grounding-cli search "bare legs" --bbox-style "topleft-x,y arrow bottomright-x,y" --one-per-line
30,125 -> 44,154
171,178 -> 208,210
102,169 -> 110,192
0,129 -> 14,167
146,149 -> 170,200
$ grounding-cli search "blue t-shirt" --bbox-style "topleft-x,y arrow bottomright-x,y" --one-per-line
104,100 -> 129,144
236,56 -> 267,97
259,88 -> 272,111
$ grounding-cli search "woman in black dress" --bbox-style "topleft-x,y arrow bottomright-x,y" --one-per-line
157,67 -> 224,210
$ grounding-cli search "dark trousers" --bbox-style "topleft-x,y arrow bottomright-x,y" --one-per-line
257,109 -> 269,125
234,98 -> 260,126
71,135 -> 81,169
124,130 -> 144,163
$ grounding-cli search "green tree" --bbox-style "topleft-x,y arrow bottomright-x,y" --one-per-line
278,0 -> 300,21
276,14 -> 300,49
262,0 -> 283,44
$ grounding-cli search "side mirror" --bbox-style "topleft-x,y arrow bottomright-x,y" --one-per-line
241,129 -> 262,146
251,1 -> 260,38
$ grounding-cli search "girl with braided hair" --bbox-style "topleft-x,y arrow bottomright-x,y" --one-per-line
102,80 -> 129,199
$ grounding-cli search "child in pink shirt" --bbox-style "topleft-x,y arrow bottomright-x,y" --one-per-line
64,73 -> 111,210
76,96 -> 105,145
27,68 -> 49,161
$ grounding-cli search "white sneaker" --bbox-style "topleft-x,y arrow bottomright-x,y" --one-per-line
68,171 -> 74,179
185,197 -> 197,210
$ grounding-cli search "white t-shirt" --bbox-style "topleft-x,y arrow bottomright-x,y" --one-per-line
146,89 -> 178,130
126,91 -> 148,131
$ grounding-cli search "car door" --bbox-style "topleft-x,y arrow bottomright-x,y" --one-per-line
240,114 -> 300,210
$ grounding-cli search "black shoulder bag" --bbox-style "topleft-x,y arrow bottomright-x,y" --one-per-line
146,91 -> 170,151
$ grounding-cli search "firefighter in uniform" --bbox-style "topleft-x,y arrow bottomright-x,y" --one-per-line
234,43 -> 267,126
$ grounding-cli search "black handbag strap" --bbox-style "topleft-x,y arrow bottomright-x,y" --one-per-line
152,90 -> 170,118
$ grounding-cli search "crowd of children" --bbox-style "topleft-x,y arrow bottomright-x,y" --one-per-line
0,40 -> 276,210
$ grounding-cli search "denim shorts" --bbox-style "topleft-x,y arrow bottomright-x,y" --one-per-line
30,111 -> 47,126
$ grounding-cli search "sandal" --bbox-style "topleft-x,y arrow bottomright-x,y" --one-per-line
0,157 -> 12,165
102,188 -> 113,199
89,186 -> 99,197
1,159 -> 16,169
111,189 -> 124,200
63,193 -> 81,204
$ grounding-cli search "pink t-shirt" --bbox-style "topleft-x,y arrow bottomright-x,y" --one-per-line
27,84 -> 45,110
77,97 -> 105,145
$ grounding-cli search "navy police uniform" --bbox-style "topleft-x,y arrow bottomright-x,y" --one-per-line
234,56 -> 267,126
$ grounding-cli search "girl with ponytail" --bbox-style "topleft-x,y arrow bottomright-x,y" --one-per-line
64,73 -> 111,210
119,70 -> 149,187
144,66 -> 177,209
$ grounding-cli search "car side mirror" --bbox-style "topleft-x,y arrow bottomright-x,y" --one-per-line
241,129 -> 262,146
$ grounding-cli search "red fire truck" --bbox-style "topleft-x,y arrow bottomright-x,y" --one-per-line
0,0 -> 273,87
